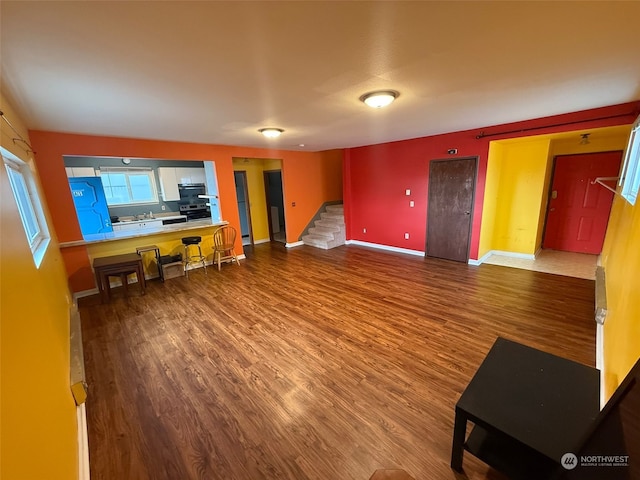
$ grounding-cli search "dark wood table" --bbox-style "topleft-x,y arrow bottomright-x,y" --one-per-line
93,253 -> 146,303
451,337 -> 600,479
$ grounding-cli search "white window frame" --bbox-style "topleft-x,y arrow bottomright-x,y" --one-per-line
2,147 -> 51,268
98,167 -> 159,207
619,115 -> 640,205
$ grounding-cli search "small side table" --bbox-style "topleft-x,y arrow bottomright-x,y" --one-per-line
136,245 -> 163,282
93,253 -> 146,303
451,337 -> 599,479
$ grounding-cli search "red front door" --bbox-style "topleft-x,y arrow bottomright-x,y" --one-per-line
543,151 -> 622,254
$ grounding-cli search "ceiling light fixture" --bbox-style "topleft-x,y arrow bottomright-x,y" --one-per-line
259,128 -> 284,138
580,133 -> 591,145
360,90 -> 399,108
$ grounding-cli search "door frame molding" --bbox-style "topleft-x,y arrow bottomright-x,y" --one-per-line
426,156 -> 479,262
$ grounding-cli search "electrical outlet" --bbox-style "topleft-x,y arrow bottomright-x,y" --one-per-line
161,205 -> 166,210
404,232 -> 409,239
405,189 -> 411,196
363,228 -> 367,233
410,200 -> 415,207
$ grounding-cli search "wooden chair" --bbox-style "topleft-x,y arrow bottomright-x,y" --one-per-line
212,225 -> 240,271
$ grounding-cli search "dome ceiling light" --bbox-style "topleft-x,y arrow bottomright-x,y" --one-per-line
360,90 -> 399,108
258,128 -> 284,138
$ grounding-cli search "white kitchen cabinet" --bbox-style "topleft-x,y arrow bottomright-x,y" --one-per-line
175,167 -> 206,185
189,168 -> 206,184
65,167 -> 96,177
112,222 -> 139,232
158,167 -> 180,201
112,219 -> 163,231
159,166 -> 206,200
139,219 -> 162,229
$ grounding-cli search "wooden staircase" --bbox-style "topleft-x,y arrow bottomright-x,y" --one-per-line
302,204 -> 345,249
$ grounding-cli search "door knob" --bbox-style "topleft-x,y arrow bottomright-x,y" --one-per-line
464,211 -> 470,215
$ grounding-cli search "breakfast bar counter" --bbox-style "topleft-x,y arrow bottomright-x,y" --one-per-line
59,219 -> 228,248
60,219 -> 233,292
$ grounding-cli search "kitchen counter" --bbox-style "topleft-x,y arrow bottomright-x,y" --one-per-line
59,218 -> 228,248
113,214 -> 186,226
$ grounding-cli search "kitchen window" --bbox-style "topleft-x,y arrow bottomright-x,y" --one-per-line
619,115 -> 640,205
99,167 -> 158,206
2,147 -> 51,267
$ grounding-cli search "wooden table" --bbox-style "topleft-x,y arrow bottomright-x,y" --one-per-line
451,337 -> 600,479
93,253 -> 146,303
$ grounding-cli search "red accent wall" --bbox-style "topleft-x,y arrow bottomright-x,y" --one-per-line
344,102 -> 640,260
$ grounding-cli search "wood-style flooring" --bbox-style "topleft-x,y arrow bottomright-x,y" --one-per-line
78,243 -> 597,480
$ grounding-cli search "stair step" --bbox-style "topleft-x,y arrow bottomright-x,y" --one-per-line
304,204 -> 345,250
316,219 -> 343,228
302,235 -> 330,249
321,212 -> 344,221
310,225 -> 340,235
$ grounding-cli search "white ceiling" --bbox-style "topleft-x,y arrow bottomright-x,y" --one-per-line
2,1 -> 639,152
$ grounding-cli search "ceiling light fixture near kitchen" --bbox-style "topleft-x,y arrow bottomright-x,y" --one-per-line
360,90 -> 399,108
259,128 -> 284,138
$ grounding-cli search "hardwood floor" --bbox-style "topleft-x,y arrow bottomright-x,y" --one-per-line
78,243 -> 596,480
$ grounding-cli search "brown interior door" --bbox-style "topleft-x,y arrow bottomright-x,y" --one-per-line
426,157 -> 477,262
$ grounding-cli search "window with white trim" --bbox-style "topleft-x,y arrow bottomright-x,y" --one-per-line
99,167 -> 158,206
620,115 -> 640,205
2,147 -> 51,267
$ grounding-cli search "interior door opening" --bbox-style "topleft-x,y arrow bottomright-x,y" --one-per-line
264,170 -> 286,243
234,171 -> 253,246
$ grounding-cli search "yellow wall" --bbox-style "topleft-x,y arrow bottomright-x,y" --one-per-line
233,158 -> 272,242
481,137 -> 551,255
599,134 -> 640,399
1,95 -> 79,479
478,142 -> 503,258
601,196 -> 640,398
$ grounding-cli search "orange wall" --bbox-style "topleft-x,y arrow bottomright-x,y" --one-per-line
1,96 -> 79,479
29,131 -> 343,292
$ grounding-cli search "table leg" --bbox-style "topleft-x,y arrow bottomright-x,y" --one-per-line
138,262 -> 146,294
155,248 -> 164,282
99,271 -> 110,303
451,407 -> 467,472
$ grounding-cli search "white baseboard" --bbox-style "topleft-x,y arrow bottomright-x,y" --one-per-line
286,241 -> 304,248
469,251 -> 493,266
469,249 -> 536,266
596,322 -> 605,408
345,240 -> 425,257
73,288 -> 99,301
77,403 -> 90,480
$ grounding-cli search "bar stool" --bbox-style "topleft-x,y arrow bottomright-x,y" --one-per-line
182,236 -> 207,278
135,245 -> 163,282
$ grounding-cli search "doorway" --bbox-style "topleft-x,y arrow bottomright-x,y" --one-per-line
264,170 -> 286,243
234,171 -> 253,246
543,151 -> 622,254
426,157 -> 478,262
